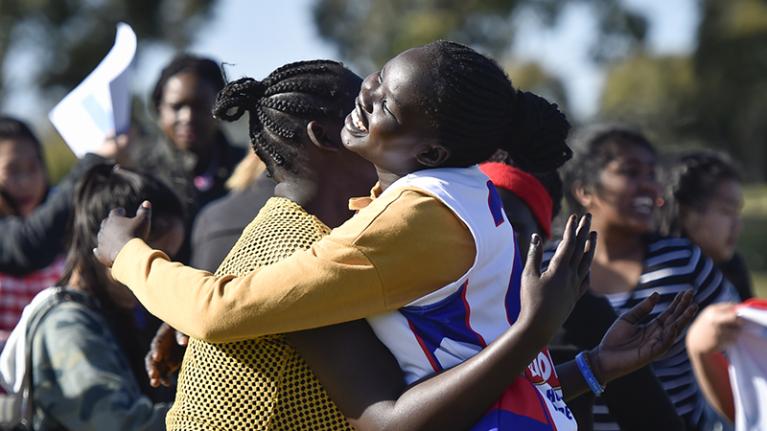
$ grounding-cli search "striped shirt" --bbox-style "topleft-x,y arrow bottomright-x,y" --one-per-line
544,236 -> 738,431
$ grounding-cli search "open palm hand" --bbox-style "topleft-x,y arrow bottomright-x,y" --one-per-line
591,290 -> 697,383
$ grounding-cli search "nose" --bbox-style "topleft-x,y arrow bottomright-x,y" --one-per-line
177,105 -> 193,123
359,73 -> 377,113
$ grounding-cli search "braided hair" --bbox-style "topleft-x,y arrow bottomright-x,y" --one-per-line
151,54 -> 226,112
212,60 -> 361,174
658,150 -> 741,236
420,41 -> 572,172
562,124 -> 656,214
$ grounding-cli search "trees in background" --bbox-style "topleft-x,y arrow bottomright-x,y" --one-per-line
314,0 -> 767,180
0,0 -> 216,105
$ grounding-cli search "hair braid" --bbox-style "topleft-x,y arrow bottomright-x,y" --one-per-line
212,59 -> 361,174
422,41 -> 571,172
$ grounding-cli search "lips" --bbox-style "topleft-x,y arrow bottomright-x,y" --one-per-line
344,98 -> 369,136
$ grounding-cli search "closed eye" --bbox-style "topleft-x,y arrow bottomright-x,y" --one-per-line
382,99 -> 399,123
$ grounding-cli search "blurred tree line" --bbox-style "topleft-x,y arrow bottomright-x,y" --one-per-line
313,0 -> 767,181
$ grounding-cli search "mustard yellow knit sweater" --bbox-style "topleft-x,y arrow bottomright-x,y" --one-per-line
166,197 -> 352,430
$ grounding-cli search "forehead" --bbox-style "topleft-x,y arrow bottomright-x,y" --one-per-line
162,72 -> 217,102
0,138 -> 40,161
382,47 -> 436,106
605,141 -> 656,166
712,179 -> 743,206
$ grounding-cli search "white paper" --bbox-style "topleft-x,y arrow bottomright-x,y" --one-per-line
49,23 -> 137,157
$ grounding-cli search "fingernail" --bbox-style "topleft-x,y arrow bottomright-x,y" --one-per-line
531,234 -> 540,246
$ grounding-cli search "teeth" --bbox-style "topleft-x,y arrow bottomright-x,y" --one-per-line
633,196 -> 654,214
351,109 -> 368,132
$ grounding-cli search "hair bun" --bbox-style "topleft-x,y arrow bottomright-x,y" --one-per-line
506,91 -> 572,172
212,77 -> 266,122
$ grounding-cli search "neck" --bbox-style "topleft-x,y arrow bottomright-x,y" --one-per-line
592,217 -> 646,262
274,171 -> 371,228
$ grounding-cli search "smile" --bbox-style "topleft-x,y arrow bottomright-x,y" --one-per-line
351,108 -> 368,133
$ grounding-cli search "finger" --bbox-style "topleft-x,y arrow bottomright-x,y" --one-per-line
569,213 -> 592,267
135,201 -> 152,240
577,231 -> 597,283
523,234 -> 543,278
621,292 -> 661,325
549,214 -> 577,268
110,207 -> 126,218
654,291 -> 687,327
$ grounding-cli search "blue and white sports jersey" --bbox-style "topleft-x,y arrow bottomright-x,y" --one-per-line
367,166 -> 577,431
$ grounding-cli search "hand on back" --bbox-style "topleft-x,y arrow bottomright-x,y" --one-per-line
145,323 -> 187,388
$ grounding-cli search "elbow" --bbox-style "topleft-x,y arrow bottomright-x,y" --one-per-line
180,316 -> 231,344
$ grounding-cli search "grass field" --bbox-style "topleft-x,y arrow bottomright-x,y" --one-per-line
741,185 -> 767,298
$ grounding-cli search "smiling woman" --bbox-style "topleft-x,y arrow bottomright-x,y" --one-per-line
558,124 -> 740,431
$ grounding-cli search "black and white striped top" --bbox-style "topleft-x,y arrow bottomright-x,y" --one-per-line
544,236 -> 738,431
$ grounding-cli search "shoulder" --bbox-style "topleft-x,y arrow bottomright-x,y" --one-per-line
35,297 -> 108,344
342,187 -> 469,245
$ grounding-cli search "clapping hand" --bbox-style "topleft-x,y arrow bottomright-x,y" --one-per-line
518,214 -> 597,341
590,291 -> 697,384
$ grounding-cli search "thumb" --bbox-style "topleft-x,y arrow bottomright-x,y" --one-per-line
135,201 -> 152,240
524,234 -> 543,277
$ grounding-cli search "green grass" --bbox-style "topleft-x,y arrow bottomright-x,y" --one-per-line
740,184 -> 767,298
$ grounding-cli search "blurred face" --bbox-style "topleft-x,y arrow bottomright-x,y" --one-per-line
158,72 -> 219,156
581,143 -> 660,234
341,46 -> 440,175
108,216 -> 185,310
0,138 -> 46,217
681,179 -> 743,263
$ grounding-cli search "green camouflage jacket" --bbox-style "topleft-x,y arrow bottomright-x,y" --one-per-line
30,291 -> 168,430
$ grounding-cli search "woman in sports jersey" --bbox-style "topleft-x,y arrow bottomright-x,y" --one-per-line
97,42 -> 695,430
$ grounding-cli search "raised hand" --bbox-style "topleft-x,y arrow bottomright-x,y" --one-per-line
145,323 -> 187,388
590,290 -> 697,384
518,213 -> 597,341
94,200 -> 152,267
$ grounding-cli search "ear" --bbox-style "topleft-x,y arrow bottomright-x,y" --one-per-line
416,144 -> 451,167
572,181 -> 593,209
306,120 -> 340,152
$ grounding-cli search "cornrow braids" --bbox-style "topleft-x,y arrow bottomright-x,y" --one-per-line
421,41 -> 571,172
212,60 -> 362,174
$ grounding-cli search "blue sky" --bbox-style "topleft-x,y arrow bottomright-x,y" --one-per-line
3,0 -> 699,123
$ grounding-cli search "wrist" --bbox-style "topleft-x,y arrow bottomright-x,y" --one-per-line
587,348 -> 609,386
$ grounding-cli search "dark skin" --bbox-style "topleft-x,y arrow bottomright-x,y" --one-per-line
97,48 -> 696,430
157,72 -> 221,175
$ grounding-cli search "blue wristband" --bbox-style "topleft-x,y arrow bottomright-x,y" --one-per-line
576,351 -> 605,396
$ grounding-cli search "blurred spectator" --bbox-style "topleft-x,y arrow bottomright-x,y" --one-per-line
0,118 -> 122,275
660,150 -> 753,300
481,159 -> 682,431
557,124 -> 738,431
0,117 -> 66,346
1,164 -> 184,430
140,54 -> 245,264
191,152 -> 273,272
